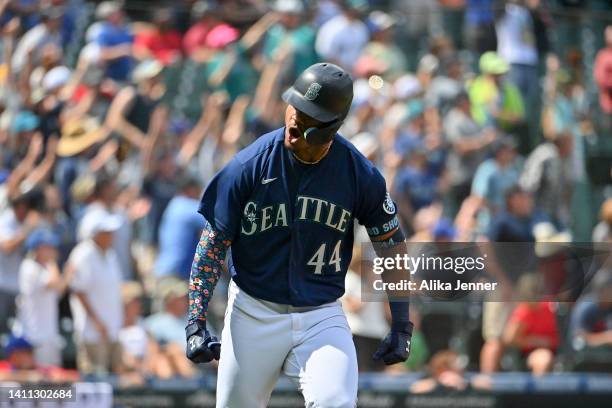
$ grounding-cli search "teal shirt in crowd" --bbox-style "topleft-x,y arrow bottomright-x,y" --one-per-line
206,42 -> 259,101
263,24 -> 319,78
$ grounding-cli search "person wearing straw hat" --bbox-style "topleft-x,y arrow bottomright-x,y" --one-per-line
56,117 -> 106,158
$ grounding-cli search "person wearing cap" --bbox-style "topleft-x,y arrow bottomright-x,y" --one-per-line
187,63 -> 413,407
392,142 -> 440,230
0,335 -> 80,382
471,135 -> 522,235
95,1 -> 134,82
67,210 -> 124,375
77,172 -> 133,280
14,227 -> 67,366
315,0 -> 370,71
133,8 -> 182,66
183,1 -> 223,59
11,6 -> 64,73
145,278 -> 198,378
203,23 -> 259,101
468,51 -> 525,132
359,10 -> 406,80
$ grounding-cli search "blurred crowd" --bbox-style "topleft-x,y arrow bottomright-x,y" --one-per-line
0,0 -> 611,388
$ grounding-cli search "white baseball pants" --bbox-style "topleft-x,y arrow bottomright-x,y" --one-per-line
215,280 -> 358,408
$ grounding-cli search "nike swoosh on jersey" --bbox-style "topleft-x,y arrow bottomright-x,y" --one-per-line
261,177 -> 278,184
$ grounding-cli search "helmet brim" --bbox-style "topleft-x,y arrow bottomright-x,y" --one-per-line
282,87 -> 340,123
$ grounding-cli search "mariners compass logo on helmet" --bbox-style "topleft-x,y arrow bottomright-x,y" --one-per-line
383,192 -> 395,215
304,82 -> 322,101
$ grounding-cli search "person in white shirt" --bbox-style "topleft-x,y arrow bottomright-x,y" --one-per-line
315,0 -> 370,71
15,228 -> 69,367
11,7 -> 64,73
68,210 -> 124,375
0,193 -> 40,335
496,1 -> 539,105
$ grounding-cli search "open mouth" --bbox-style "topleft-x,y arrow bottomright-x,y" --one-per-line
288,127 -> 302,144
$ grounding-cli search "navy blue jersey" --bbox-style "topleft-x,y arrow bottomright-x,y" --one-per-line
198,127 -> 398,306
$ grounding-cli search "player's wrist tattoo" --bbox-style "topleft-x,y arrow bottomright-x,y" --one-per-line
188,220 -> 231,324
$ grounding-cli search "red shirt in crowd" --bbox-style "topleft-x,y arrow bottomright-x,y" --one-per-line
508,301 -> 560,354
134,29 -> 182,65
594,47 -> 612,113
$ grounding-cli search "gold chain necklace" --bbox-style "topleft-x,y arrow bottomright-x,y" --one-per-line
291,143 -> 332,165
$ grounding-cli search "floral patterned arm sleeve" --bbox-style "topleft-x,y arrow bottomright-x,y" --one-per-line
188,220 -> 232,324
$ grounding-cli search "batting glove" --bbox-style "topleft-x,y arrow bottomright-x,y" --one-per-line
373,321 -> 414,365
185,320 -> 221,363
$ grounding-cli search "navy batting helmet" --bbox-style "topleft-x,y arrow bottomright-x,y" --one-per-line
282,63 -> 353,144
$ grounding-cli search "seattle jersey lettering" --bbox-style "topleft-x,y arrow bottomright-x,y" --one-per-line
241,196 -> 352,236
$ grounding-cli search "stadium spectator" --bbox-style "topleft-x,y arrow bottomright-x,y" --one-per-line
471,136 -> 522,235
425,55 -> 464,118
480,186 -> 546,373
106,59 -> 167,187
443,91 -> 496,216
78,172 -> 134,280
360,11 -> 406,80
410,349 -> 490,393
204,22 -> 258,102
541,69 -> 589,182
503,274 -> 559,376
0,192 -> 40,335
315,0 -> 370,71
391,0 -> 442,70
468,51 -> 526,134
68,210 -> 124,375
182,1 -> 222,59
95,1 -> 134,82
463,0 -> 497,54
14,227 -> 68,367
261,0 -> 318,85
154,174 -> 205,280
519,132 -> 574,229
133,8 -> 182,66
594,25 -> 612,130
118,281 -> 164,383
145,278 -> 198,378
11,6 -> 64,74
0,335 -> 79,382
54,117 -> 108,215
570,274 -> 612,350
496,0 -> 541,106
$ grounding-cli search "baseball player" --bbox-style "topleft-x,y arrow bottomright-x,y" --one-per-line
185,63 -> 413,407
